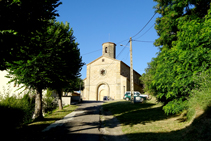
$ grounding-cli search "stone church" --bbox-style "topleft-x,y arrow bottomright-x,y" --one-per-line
82,42 -> 143,101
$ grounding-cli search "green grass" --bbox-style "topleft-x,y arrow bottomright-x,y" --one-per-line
10,105 -> 77,141
103,98 -> 211,141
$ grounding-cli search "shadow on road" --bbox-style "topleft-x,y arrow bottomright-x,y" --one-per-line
10,101 -> 211,141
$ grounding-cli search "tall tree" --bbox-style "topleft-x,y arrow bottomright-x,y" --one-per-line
44,21 -> 84,110
0,0 -> 61,70
154,0 -> 210,50
7,20 -> 84,119
143,1 -> 211,114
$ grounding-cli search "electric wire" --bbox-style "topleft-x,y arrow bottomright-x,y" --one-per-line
122,50 -> 130,61
133,40 -> 154,43
134,23 -> 155,40
82,49 -> 102,56
116,38 -> 130,46
132,12 -> 157,38
115,13 -> 156,46
117,41 -> 129,58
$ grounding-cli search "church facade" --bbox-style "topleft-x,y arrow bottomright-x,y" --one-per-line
82,42 -> 143,101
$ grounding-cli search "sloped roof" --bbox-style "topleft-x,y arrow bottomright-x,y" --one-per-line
120,61 -> 141,77
86,55 -> 119,66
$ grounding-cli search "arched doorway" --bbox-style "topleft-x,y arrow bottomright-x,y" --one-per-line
97,83 -> 109,101
99,89 -> 107,101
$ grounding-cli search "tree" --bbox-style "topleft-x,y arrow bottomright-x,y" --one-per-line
154,0 -> 210,50
143,1 -> 211,114
44,21 -> 84,110
0,0 -> 61,70
7,20 -> 84,119
63,78 -> 84,93
140,59 -> 157,95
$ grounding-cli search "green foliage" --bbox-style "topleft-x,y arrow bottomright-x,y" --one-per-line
163,98 -> 188,115
140,58 -> 157,95
43,88 -> 58,114
63,78 -> 84,92
6,20 -> 84,118
0,92 -> 35,129
153,0 -> 210,50
142,1 -> 211,114
0,0 -> 61,70
6,20 -> 84,91
186,71 -> 211,120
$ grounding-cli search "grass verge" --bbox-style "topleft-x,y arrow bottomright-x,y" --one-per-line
103,98 -> 211,141
11,105 -> 77,141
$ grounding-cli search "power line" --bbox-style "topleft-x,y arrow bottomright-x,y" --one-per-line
82,49 -> 101,56
116,38 -> 130,46
133,40 -> 154,43
132,12 -> 157,38
117,41 -> 129,58
134,23 -> 155,40
115,13 -> 156,46
122,50 -> 130,61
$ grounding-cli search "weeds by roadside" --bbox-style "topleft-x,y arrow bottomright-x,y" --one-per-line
187,71 -> 211,121
0,85 -> 60,130
5,104 -> 77,141
0,92 -> 35,130
103,98 -> 211,141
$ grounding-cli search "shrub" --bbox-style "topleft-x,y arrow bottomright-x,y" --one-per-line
0,86 -> 35,130
43,88 -> 58,114
163,98 -> 188,115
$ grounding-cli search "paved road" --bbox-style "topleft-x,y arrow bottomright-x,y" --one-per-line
42,101 -> 103,141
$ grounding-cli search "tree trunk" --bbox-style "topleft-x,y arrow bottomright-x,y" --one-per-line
34,87 -> 43,120
57,89 -> 63,110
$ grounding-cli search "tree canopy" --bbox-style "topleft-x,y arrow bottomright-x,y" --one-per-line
63,78 -> 84,92
141,1 -> 211,114
7,20 -> 84,119
0,0 -> 61,70
154,0 -> 210,50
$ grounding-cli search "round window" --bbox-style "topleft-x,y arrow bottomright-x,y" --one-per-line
100,69 -> 106,76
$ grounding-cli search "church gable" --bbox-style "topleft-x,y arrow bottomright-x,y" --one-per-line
87,56 -> 119,66
88,56 -> 120,84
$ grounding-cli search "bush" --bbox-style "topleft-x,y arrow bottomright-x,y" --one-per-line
163,98 -> 188,115
0,85 -> 59,129
0,93 -> 35,130
0,84 -> 35,130
43,88 -> 58,114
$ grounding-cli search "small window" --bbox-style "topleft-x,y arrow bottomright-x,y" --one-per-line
105,47 -> 107,53
102,59 -> 104,62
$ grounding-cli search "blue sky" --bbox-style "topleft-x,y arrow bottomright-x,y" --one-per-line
55,0 -> 160,79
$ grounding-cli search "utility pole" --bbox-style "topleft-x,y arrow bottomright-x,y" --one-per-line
130,37 -> 134,103
80,81 -> 81,95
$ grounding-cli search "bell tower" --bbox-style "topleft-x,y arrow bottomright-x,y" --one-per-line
102,42 -> 116,59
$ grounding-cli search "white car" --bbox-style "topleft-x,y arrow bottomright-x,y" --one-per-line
123,91 -> 151,101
